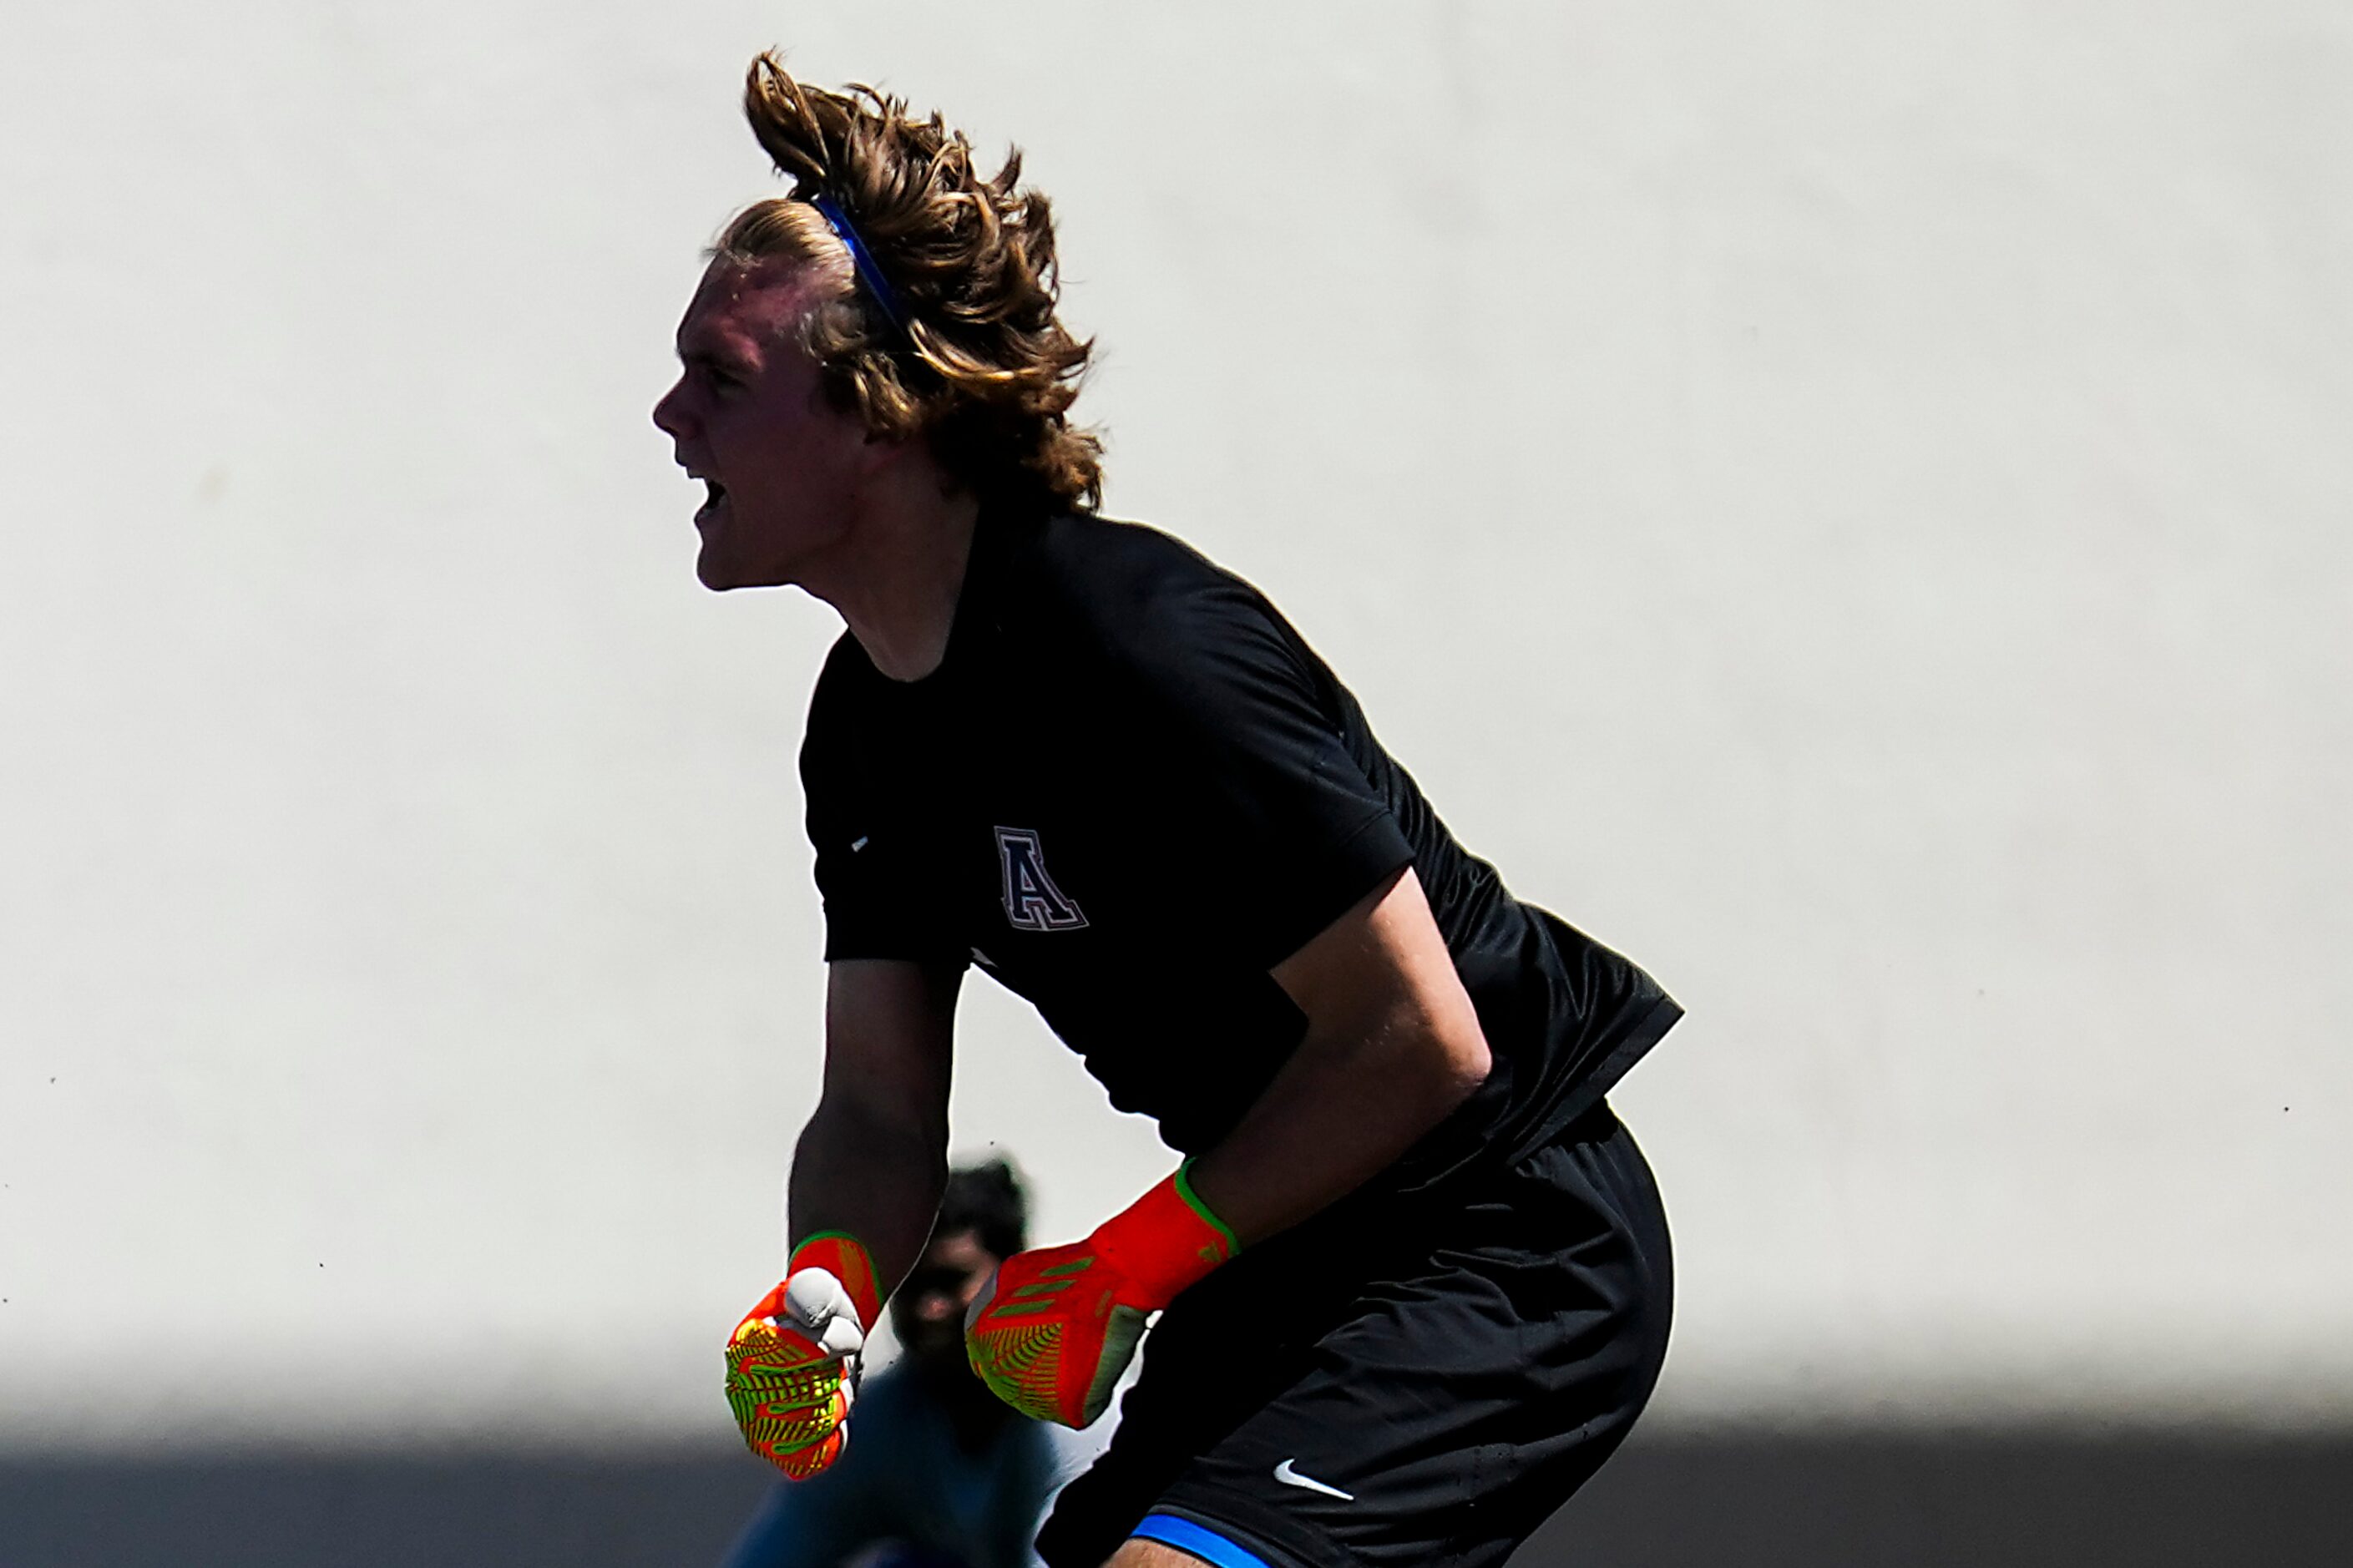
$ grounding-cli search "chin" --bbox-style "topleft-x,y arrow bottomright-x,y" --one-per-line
695,547 -> 766,592
696,522 -> 825,592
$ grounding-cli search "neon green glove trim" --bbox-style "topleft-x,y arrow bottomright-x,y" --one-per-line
1172,1160 -> 1240,1257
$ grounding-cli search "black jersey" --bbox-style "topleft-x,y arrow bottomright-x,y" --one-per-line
800,512 -> 1679,1188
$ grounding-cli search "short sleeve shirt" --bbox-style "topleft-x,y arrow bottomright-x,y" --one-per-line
800,512 -> 1679,1175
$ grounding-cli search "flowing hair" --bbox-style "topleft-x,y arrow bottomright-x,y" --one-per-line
711,54 -> 1102,513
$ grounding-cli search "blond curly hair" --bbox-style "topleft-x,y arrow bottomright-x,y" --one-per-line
710,54 -> 1102,513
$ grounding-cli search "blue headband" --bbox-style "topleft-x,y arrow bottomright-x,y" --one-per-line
811,194 -> 910,336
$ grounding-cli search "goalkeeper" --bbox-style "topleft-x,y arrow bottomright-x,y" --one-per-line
671,57 -> 1683,1568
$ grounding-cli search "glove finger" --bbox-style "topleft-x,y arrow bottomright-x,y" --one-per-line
724,1363 -> 852,1419
967,1312 -> 1080,1426
726,1330 -> 843,1378
761,1424 -> 846,1481
812,1313 -> 864,1359
727,1322 -> 852,1412
967,1302 -> 1146,1429
783,1267 -> 864,1338
731,1383 -> 851,1456
729,1304 -> 836,1357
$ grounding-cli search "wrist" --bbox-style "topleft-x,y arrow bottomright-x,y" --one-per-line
1087,1160 -> 1239,1309
787,1231 -> 883,1330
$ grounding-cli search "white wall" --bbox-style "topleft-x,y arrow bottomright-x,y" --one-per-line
3,1 -> 2347,1449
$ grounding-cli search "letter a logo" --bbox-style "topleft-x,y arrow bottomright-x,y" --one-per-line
995,827 -> 1087,932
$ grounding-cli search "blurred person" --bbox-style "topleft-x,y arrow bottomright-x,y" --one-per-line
659,56 -> 1682,1568
721,1161 -> 1108,1568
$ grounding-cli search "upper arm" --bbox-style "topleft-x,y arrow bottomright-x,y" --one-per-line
1269,867 -> 1491,1085
821,959 -> 961,1135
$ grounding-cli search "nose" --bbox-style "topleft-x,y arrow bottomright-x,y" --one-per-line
651,377 -> 692,443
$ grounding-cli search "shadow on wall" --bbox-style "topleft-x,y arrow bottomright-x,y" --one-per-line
1,1425 -> 2348,1568
1526,1425 -> 2353,1567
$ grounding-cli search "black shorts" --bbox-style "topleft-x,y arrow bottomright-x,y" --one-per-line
1035,1105 -> 1672,1568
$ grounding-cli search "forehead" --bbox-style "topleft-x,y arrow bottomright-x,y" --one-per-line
920,1229 -> 995,1270
675,260 -> 822,359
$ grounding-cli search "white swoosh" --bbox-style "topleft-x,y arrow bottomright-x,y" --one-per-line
1272,1459 -> 1354,1501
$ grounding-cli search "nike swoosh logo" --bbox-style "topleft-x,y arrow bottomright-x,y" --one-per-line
1273,1459 -> 1354,1501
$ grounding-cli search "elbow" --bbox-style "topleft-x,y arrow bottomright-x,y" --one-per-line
1417,1011 -> 1492,1117
1445,1030 -> 1494,1106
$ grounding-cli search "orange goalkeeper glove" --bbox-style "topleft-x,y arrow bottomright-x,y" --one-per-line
724,1233 -> 883,1479
964,1162 -> 1237,1427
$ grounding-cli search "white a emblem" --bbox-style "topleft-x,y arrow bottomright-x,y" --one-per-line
995,827 -> 1087,931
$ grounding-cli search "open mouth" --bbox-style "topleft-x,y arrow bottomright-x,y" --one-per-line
696,478 -> 727,524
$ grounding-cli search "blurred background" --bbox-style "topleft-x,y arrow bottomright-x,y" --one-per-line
3,2 -> 2348,1563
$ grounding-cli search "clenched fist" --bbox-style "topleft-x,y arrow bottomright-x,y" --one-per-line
726,1234 -> 881,1478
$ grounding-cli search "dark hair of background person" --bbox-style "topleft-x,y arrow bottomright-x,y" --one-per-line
935,1158 -> 1028,1261
706,53 -> 1103,516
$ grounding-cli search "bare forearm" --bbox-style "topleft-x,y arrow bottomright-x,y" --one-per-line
787,1092 -> 948,1295
1187,1010 -> 1487,1246
1187,867 -> 1491,1246
782,959 -> 961,1296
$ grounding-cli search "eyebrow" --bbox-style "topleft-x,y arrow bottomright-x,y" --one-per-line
676,338 -> 755,375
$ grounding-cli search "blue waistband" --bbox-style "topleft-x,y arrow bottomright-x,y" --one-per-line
1131,1513 -> 1273,1568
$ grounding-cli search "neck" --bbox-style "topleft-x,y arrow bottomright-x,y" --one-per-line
802,462 -> 981,682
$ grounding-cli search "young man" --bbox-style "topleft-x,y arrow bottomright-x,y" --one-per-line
658,57 -> 1682,1568
721,1161 -> 1110,1568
